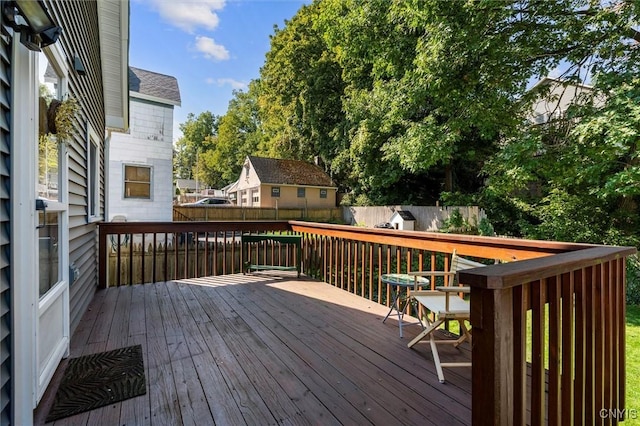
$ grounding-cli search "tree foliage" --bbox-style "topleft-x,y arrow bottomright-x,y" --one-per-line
176,0 -> 640,248
173,111 -> 219,183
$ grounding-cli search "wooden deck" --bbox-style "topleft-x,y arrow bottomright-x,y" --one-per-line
36,272 -> 472,426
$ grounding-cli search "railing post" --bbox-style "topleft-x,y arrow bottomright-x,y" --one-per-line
98,224 -> 107,289
470,285 -> 514,426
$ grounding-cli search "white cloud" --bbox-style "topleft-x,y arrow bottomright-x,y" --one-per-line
149,0 -> 225,33
208,78 -> 248,90
195,36 -> 230,61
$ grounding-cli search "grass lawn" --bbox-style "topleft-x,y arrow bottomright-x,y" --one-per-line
626,305 -> 640,425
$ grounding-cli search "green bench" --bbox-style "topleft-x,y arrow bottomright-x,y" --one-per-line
241,234 -> 302,277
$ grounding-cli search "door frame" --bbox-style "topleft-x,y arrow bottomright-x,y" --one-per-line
11,39 -> 70,423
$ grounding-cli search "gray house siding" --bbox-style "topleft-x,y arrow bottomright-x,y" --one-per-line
45,0 -> 107,333
0,26 -> 11,426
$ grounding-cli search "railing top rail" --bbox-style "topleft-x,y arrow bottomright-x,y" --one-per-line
288,220 -> 596,261
459,245 -> 637,290
99,220 -> 292,234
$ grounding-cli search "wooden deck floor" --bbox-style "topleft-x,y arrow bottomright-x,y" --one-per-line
36,272 -> 472,426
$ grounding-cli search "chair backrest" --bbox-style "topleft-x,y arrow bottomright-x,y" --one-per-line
449,249 -> 486,285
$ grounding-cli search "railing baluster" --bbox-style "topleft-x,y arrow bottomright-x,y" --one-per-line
223,232 -> 227,275
604,260 -> 613,415
574,267 -> 586,425
561,271 -> 574,424
549,275 -> 561,424
352,240 -> 358,294
595,264 -> 604,419
116,234 -> 122,287
141,233 -> 145,284
531,278 -> 546,426
512,283 -> 527,425
368,243 -> 373,300
377,245 -> 382,304
617,258 -> 626,415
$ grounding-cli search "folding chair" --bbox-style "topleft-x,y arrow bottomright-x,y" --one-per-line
406,250 -> 486,383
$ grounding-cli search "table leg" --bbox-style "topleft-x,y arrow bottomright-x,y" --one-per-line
383,287 -> 406,338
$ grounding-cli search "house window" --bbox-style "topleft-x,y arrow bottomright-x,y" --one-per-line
124,165 -> 151,199
271,187 -> 280,198
87,124 -> 101,221
297,187 -> 305,198
252,190 -> 259,203
320,188 -> 328,199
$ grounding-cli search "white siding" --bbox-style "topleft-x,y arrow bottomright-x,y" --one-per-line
108,98 -> 175,221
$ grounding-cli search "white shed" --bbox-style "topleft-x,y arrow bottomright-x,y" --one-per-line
389,210 -> 417,231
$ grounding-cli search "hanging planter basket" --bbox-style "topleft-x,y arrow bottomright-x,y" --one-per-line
46,97 -> 79,141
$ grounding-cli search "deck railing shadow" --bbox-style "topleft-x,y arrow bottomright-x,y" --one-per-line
98,220 -> 636,425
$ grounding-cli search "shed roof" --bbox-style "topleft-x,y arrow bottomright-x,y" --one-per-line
129,66 -> 181,105
391,210 -> 416,221
248,156 -> 335,187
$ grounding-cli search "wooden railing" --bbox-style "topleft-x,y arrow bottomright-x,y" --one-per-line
459,246 -> 635,425
97,220 -> 635,425
98,221 -> 296,288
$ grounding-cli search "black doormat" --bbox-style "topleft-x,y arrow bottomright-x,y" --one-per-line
46,344 -> 146,422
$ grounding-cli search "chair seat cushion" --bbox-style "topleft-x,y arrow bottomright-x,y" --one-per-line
413,294 -> 469,317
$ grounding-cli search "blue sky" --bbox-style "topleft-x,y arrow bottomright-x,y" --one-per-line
129,0 -> 308,142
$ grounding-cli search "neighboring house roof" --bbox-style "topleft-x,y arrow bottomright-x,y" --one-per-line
529,76 -> 594,93
222,180 -> 239,192
528,76 -> 599,125
129,66 -> 181,106
175,179 -> 197,190
248,156 -> 335,187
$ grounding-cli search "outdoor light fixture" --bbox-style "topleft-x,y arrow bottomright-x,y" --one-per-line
2,0 -> 62,51
73,55 -> 86,76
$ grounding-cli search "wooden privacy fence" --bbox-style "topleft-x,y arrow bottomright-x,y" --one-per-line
98,220 -> 635,425
173,206 -> 342,222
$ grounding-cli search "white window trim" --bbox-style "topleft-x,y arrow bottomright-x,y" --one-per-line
123,163 -> 153,200
86,123 -> 102,222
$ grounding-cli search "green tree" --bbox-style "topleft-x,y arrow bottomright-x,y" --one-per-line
206,82 -> 266,184
259,2 -> 345,172
173,111 -> 219,181
476,1 -> 640,245
315,0 -> 508,204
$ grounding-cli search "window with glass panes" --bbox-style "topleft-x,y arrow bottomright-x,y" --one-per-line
124,165 -> 151,199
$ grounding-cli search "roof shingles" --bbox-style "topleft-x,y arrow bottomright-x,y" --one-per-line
129,66 -> 181,105
249,156 -> 335,187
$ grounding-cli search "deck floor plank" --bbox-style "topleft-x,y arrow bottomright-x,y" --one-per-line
202,278 -> 373,426
246,279 -> 469,425
188,280 -> 334,426
231,278 -> 439,425
188,283 -> 283,425
159,282 -> 216,426
145,284 -> 183,426
262,278 -> 473,417
37,272 -> 473,426
119,284 -> 152,426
